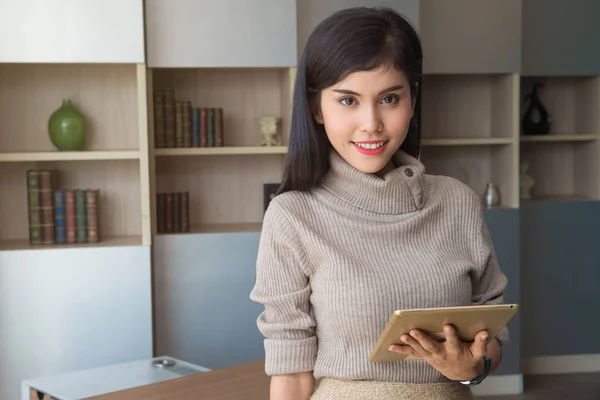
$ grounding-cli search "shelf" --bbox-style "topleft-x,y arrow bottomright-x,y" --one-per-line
154,156 -> 283,231
521,194 -> 599,203
0,63 -> 141,153
154,146 -> 287,156
421,138 -> 513,146
150,67 -> 294,148
0,235 -> 142,252
520,76 -> 600,136
421,73 -> 518,140
520,140 -> 600,200
157,223 -> 263,235
0,150 -> 140,162
420,144 -> 518,208
0,160 -> 143,243
520,134 -> 598,143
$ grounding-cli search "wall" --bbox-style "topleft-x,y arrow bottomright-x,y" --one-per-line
153,233 -> 265,369
520,201 -> 600,357
484,209 -> 521,375
0,245 -> 153,400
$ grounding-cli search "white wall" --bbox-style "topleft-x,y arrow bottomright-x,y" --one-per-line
0,245 -> 153,400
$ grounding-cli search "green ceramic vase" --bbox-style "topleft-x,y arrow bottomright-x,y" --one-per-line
48,98 -> 86,151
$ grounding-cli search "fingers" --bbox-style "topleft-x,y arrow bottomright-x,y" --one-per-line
388,343 -> 415,356
444,324 -> 460,347
406,330 -> 438,354
471,330 -> 489,359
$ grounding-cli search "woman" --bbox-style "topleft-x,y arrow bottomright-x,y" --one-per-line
250,6 -> 509,400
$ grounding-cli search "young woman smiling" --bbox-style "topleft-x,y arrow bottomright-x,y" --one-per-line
250,6 -> 509,400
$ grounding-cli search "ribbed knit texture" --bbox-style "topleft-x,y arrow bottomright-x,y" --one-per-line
250,149 -> 509,385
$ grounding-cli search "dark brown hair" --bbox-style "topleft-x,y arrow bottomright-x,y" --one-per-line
278,7 -> 422,195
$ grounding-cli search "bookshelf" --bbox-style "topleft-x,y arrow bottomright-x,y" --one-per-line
419,73 -> 520,208
519,76 -> 600,201
0,63 -> 151,250
148,67 -> 296,235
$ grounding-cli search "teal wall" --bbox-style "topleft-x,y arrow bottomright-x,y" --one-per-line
520,201 -> 600,357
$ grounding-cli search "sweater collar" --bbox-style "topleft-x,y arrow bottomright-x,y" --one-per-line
319,149 -> 428,214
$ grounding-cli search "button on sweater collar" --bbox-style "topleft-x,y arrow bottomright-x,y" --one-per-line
320,149 -> 427,214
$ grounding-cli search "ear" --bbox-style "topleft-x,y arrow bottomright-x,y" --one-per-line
411,82 -> 419,118
311,101 -> 324,124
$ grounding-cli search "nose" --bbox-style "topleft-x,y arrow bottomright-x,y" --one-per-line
359,104 -> 383,133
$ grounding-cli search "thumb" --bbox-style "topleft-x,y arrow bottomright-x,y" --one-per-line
472,331 -> 489,359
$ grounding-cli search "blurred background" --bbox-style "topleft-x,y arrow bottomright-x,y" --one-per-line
0,1 -> 599,399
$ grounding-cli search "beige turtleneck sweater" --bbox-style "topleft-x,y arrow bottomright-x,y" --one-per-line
249,149 -> 509,383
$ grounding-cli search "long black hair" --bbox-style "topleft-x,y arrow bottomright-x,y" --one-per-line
278,7 -> 422,195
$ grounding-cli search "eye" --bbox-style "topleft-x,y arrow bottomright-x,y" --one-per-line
339,97 -> 357,106
381,94 -> 400,105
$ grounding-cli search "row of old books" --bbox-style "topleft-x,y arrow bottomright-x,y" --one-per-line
27,169 -> 100,245
156,192 -> 190,233
154,90 -> 224,148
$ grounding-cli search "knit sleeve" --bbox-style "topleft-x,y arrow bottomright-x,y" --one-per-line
249,200 -> 317,375
472,209 -> 510,347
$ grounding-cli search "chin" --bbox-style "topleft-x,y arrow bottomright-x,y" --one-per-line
349,154 -> 394,175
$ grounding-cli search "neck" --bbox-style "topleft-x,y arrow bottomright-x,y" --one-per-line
319,149 -> 428,214
375,160 -> 396,178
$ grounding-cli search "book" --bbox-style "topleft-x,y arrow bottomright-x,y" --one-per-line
54,190 -> 66,243
157,193 -> 166,233
181,192 -> 189,232
173,192 -> 181,233
39,169 -> 55,244
207,108 -> 215,147
154,90 -> 166,148
75,189 -> 87,243
157,192 -> 190,233
215,107 -> 223,147
183,101 -> 192,147
165,193 -> 173,233
86,189 -> 100,243
192,108 -> 200,147
65,189 -> 77,244
175,102 -> 184,147
200,108 -> 208,147
26,170 -> 42,245
164,90 -> 176,147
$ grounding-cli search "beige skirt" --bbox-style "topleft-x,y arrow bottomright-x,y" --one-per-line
310,378 -> 474,400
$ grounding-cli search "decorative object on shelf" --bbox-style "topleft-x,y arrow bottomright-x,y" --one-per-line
522,82 -> 550,135
156,192 -> 190,234
263,183 -> 280,213
482,182 -> 501,208
153,90 -> 223,149
48,98 -> 86,151
519,162 -> 535,200
26,168 -> 101,245
258,116 -> 281,146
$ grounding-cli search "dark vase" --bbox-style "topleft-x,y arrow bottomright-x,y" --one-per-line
522,82 -> 551,135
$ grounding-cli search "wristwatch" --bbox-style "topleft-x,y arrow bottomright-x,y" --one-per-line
459,355 -> 492,386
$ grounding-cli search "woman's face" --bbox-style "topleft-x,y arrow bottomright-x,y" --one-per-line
315,65 -> 415,175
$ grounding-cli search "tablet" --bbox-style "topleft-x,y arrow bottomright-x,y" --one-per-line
368,304 -> 519,363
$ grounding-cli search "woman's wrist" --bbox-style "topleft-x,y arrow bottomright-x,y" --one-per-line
469,357 -> 487,380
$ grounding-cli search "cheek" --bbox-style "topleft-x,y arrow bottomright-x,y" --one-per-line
383,105 -> 413,137
321,104 -> 353,140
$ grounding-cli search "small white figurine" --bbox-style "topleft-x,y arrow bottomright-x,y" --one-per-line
258,116 -> 281,146
520,162 -> 535,199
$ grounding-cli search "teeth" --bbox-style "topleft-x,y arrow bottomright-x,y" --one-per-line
355,142 -> 385,149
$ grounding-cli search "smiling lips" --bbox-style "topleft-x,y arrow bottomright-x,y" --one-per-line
352,140 -> 388,155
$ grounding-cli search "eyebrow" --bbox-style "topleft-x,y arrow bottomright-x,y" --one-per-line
332,85 -> 405,96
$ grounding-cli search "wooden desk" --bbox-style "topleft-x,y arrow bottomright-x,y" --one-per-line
87,360 -> 270,400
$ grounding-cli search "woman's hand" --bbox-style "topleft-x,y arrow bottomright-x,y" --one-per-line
388,325 -> 488,381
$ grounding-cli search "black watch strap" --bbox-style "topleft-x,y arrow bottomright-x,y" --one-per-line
459,355 -> 492,386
